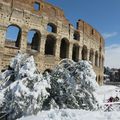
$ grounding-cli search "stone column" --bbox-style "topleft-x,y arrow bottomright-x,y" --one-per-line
79,46 -> 82,60
0,25 -> 7,48
40,34 -> 47,55
68,43 -> 73,59
55,36 -> 61,59
99,55 -> 101,68
97,56 -> 99,67
20,30 -> 27,52
0,53 -> 3,71
87,49 -> 90,61
0,25 -> 6,71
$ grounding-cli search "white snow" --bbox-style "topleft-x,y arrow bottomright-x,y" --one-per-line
19,109 -> 120,120
57,79 -> 64,83
0,92 -> 4,105
95,85 -> 120,104
18,85 -> 120,120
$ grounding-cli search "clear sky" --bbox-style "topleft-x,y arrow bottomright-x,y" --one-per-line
46,0 -> 120,68
46,0 -> 120,46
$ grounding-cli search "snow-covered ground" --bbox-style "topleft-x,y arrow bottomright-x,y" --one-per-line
19,85 -> 120,120
96,85 -> 120,104
19,108 -> 120,120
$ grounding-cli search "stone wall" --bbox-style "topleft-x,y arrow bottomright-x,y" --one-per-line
0,0 -> 104,85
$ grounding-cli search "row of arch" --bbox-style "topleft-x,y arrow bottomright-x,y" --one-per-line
6,23 -> 80,45
5,24 -> 104,67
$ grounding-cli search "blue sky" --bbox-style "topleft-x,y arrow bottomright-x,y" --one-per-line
46,0 -> 120,68
46,0 -> 120,46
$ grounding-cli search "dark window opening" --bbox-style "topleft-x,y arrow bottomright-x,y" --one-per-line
96,76 -> 98,82
34,2 -> 40,11
27,30 -> 41,51
72,44 -> 79,62
73,31 -> 80,41
43,69 -> 53,74
91,29 -> 94,35
98,76 -> 101,84
5,25 -> 21,48
82,45 -> 88,60
99,55 -> 101,67
45,35 -> 56,55
60,38 -> 69,59
95,51 -> 98,66
47,23 -> 57,33
89,49 -> 94,64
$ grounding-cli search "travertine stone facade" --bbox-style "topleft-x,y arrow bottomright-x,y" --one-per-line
0,0 -> 104,85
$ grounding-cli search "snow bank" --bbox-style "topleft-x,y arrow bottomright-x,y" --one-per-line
19,109 -> 120,120
95,85 -> 120,104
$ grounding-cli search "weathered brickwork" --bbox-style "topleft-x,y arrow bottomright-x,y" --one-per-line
0,0 -> 104,85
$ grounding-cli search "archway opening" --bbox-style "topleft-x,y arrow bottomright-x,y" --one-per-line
89,49 -> 94,64
60,38 -> 69,59
5,25 -> 21,47
45,35 -> 56,55
27,30 -> 41,51
34,2 -> 40,11
73,31 -> 80,41
82,45 -> 88,60
95,51 -> 98,66
72,44 -> 79,62
43,69 -> 53,74
98,75 -> 101,85
99,55 -> 101,67
47,23 -> 57,33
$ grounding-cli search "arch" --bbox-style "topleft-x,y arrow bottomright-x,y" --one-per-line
99,54 -> 101,67
45,34 -> 56,55
27,29 -> 41,51
82,45 -> 88,60
5,24 -> 21,47
72,44 -> 79,62
60,38 -> 69,59
34,2 -> 40,11
96,76 -> 98,82
98,75 -> 101,85
47,23 -> 57,33
43,69 -> 53,74
73,31 -> 80,41
89,49 -> 94,64
95,51 -> 98,66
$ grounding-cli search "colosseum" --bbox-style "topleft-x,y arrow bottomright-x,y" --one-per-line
0,0 -> 104,85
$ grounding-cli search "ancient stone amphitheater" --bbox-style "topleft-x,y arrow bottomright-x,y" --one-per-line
0,0 -> 104,85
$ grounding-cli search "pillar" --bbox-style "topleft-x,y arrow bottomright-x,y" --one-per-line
87,49 -> 90,61
79,46 -> 82,60
0,25 -> 6,71
93,53 -> 95,66
20,30 -> 27,52
0,25 -> 6,48
40,34 -> 46,55
55,36 -> 61,59
68,43 -> 73,59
